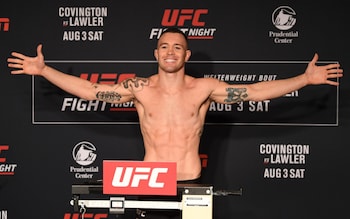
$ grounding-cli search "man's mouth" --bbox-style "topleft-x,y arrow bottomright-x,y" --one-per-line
164,59 -> 176,63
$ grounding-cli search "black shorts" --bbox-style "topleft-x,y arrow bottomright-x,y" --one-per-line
135,177 -> 202,219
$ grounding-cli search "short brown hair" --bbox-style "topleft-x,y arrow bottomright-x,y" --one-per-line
160,27 -> 188,41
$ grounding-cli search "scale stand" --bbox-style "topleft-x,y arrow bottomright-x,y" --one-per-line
70,184 -> 242,219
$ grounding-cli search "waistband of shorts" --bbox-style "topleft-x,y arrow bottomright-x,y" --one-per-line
177,176 -> 201,184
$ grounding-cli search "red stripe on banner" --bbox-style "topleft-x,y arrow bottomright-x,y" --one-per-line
110,108 -> 137,111
188,36 -> 214,39
0,172 -> 15,175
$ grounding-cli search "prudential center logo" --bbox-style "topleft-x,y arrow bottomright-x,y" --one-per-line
72,141 -> 97,166
70,141 -> 99,179
272,6 -> 296,30
269,6 -> 298,44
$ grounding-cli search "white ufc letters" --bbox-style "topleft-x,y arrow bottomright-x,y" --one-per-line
112,167 -> 168,188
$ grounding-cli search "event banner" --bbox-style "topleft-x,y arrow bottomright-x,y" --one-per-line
33,61 -> 338,126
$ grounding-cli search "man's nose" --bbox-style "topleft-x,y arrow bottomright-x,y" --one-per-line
167,48 -> 174,54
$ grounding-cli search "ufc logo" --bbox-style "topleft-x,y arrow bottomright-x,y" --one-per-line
103,161 -> 176,195
112,167 -> 168,188
63,213 -> 108,219
80,73 -> 136,84
0,18 -> 10,31
161,9 -> 208,27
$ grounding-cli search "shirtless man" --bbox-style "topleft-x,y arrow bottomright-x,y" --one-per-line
7,28 -> 343,182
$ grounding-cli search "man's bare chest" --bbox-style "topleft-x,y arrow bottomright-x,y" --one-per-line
135,88 -> 209,121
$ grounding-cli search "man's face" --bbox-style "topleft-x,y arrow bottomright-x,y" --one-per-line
154,32 -> 191,73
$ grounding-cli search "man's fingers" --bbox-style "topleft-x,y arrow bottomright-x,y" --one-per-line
7,57 -> 22,64
327,67 -> 343,75
328,73 -> 343,79
10,52 -> 26,60
10,69 -> 24,74
331,68 -> 343,73
8,63 -> 22,69
325,63 -> 341,70
37,44 -> 43,56
326,80 -> 339,86
310,53 -> 319,65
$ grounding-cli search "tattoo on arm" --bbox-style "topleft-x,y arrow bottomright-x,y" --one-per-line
96,91 -> 122,102
94,77 -> 148,102
122,77 -> 149,91
224,87 -> 248,103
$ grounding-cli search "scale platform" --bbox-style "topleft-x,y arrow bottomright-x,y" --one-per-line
70,182 -> 242,219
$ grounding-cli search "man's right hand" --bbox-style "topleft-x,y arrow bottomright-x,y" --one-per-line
7,44 -> 46,76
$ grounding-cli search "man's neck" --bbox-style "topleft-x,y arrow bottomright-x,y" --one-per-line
157,69 -> 187,90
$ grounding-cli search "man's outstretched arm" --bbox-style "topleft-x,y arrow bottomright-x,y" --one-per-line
7,44 -> 135,103
210,53 -> 343,104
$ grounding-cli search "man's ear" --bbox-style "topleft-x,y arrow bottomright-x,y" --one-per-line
185,49 -> 191,62
154,49 -> 158,60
